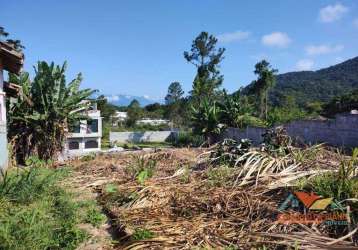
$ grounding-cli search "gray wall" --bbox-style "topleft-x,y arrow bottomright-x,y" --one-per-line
110,131 -> 176,143
0,123 -> 8,170
222,114 -> 358,148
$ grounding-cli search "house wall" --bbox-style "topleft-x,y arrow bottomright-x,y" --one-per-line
222,114 -> 358,148
110,131 -> 176,143
0,58 -> 8,171
64,137 -> 101,156
64,110 -> 102,157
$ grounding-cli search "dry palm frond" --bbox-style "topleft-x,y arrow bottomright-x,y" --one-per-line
267,169 -> 335,190
233,150 -> 300,187
252,227 -> 358,249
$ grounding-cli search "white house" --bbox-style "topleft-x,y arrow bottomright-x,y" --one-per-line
111,111 -> 127,126
114,111 -> 127,121
0,41 -> 23,170
64,103 -> 102,156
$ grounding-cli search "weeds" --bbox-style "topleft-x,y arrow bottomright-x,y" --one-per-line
101,183 -> 138,206
0,167 -> 87,250
25,156 -> 53,167
291,144 -> 324,164
132,228 -> 154,240
85,207 -> 106,227
80,153 -> 96,162
179,165 -> 190,183
125,155 -> 157,184
304,148 -> 358,202
206,166 -> 234,187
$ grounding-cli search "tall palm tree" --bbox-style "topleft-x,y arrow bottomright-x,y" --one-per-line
252,60 -> 278,120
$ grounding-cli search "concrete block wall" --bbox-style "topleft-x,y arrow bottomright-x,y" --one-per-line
110,131 -> 176,143
222,114 -> 358,148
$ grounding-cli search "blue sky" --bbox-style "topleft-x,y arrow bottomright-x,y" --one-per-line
1,0 -> 358,100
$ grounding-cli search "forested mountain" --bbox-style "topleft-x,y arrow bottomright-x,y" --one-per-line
260,56 -> 358,106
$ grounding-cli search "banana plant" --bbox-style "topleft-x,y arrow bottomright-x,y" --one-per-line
7,61 -> 96,162
220,91 -> 266,128
191,98 -> 224,145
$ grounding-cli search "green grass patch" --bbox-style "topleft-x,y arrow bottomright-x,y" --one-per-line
84,207 -> 107,227
0,167 -> 90,250
132,228 -> 154,240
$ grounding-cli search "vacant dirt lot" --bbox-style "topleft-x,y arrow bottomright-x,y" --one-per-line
69,147 -> 357,249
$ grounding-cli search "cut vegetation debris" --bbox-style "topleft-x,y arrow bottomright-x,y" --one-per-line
70,143 -> 358,249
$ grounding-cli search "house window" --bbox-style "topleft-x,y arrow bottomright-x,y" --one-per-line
69,121 -> 80,133
68,141 -> 80,150
85,140 -> 98,149
87,119 -> 98,133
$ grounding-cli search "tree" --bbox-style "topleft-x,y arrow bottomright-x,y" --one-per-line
7,62 -> 95,162
322,89 -> 358,117
0,26 -> 25,51
0,26 -> 9,40
165,82 -> 184,105
126,99 -> 142,127
96,95 -> 117,122
5,39 -> 25,51
267,95 -> 307,126
184,32 -> 225,102
164,81 -> 185,126
251,60 -> 278,120
144,102 -> 166,119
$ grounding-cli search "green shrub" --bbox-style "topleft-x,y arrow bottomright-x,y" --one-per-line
209,138 -> 251,166
172,131 -> 204,147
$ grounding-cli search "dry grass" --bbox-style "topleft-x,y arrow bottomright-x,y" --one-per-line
70,147 -> 358,249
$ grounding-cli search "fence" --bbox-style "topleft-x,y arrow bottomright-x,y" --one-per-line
110,131 -> 177,144
222,114 -> 358,148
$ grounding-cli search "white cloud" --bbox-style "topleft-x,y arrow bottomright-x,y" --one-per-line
354,18 -> 358,28
296,59 -> 314,71
305,44 -> 344,56
217,30 -> 250,43
319,3 -> 348,23
261,32 -> 291,48
335,57 -> 344,63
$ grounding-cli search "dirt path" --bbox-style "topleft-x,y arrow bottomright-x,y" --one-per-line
65,170 -> 117,250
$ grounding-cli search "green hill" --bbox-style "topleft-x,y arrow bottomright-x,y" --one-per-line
248,56 -> 358,106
